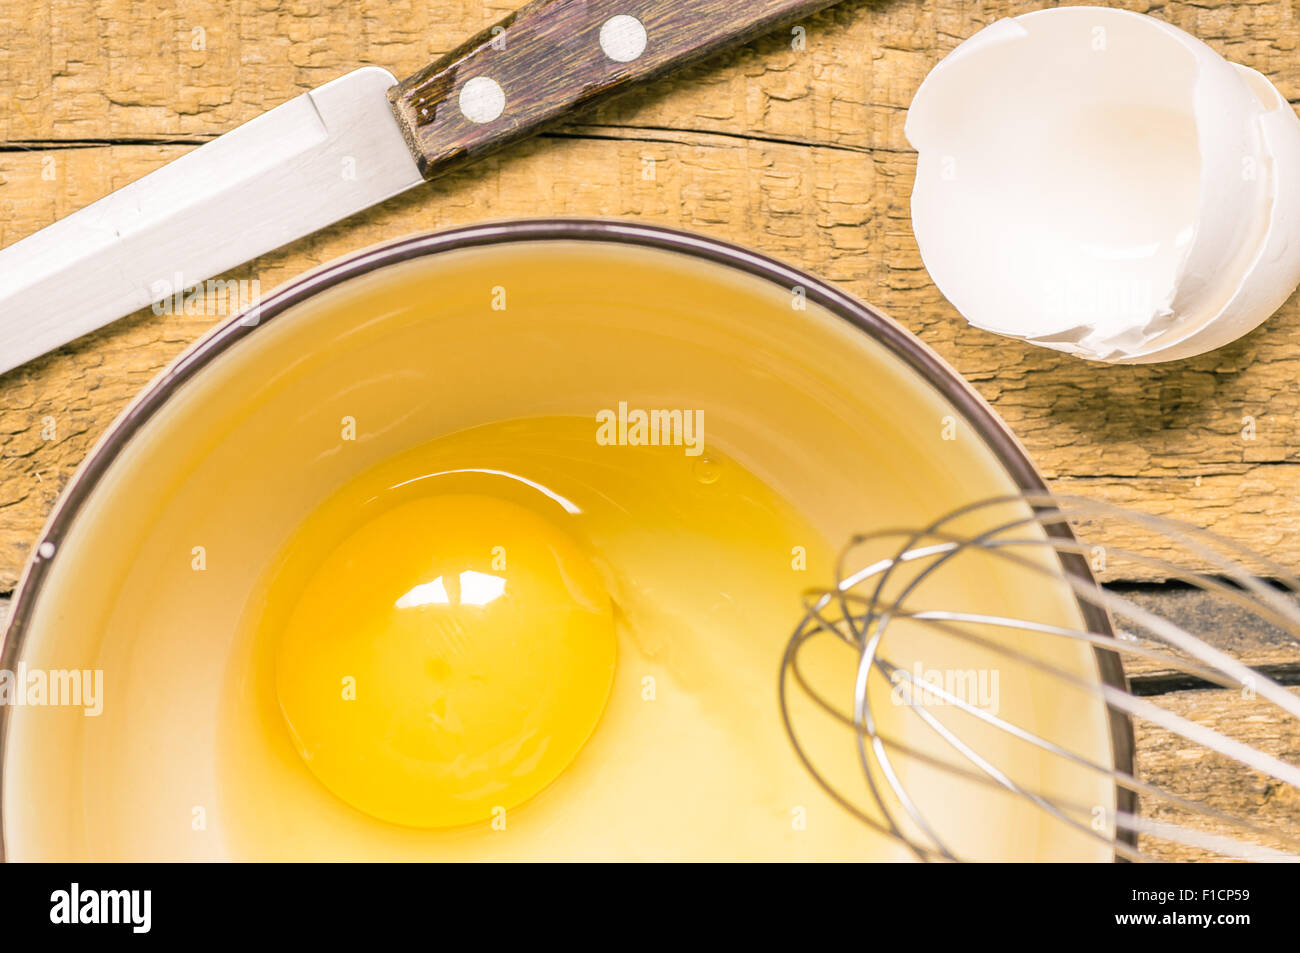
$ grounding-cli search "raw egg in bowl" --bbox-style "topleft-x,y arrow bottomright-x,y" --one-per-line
0,221 -> 1129,860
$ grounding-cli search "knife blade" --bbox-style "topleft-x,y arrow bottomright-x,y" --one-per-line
0,0 -> 843,376
0,67 -> 421,376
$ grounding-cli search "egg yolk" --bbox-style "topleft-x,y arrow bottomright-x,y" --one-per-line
274,493 -> 617,828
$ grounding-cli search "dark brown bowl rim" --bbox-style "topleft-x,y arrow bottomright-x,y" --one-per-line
0,218 -> 1134,859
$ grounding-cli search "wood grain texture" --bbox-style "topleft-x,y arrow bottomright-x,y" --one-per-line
3,0 -> 1300,591
1115,587 -> 1300,681
1134,687 -> 1300,862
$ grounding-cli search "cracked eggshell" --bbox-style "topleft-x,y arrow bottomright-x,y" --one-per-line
905,7 -> 1300,363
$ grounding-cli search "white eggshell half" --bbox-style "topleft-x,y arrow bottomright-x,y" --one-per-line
905,7 -> 1300,362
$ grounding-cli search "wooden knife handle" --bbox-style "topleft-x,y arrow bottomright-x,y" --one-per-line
389,0 -> 841,180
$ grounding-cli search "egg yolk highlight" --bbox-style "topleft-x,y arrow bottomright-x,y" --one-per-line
274,493 -> 617,828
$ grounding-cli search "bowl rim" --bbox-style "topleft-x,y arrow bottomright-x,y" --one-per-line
0,218 -> 1134,859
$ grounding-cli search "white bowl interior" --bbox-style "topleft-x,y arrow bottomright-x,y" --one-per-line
2,237 -> 1117,860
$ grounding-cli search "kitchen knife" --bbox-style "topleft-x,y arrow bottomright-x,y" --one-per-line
0,0 -> 843,376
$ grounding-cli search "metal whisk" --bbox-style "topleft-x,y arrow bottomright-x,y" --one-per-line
780,494 -> 1300,862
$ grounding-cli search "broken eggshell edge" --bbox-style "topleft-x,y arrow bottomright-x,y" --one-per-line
905,7 -> 1300,364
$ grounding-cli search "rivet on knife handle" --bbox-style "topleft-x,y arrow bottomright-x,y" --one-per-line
388,0 -> 840,179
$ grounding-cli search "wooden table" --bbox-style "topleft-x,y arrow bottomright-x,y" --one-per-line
2,0 -> 1299,860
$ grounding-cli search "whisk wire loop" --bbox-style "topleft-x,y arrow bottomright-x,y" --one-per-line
780,494 -> 1300,862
